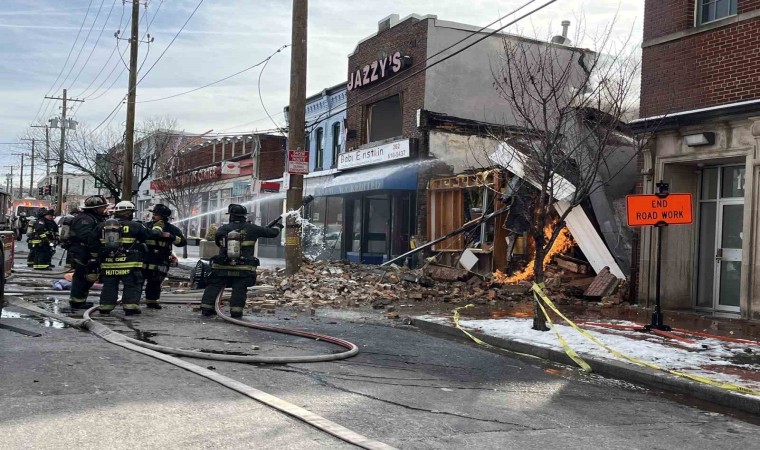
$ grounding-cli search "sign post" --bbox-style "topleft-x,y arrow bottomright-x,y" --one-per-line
626,181 -> 694,331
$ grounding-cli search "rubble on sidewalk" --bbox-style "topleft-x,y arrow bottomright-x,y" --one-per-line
247,257 -> 616,313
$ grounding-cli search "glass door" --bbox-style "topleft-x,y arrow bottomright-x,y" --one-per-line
696,165 -> 744,312
715,201 -> 742,310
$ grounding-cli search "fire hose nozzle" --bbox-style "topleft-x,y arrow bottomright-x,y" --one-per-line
266,195 -> 316,228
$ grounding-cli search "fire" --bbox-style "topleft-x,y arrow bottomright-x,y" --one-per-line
494,221 -> 575,284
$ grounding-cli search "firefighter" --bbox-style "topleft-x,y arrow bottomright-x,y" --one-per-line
94,201 -> 169,315
32,209 -> 59,270
142,204 -> 187,309
200,204 -> 281,318
59,205 -> 81,269
68,195 -> 109,310
26,211 -> 41,268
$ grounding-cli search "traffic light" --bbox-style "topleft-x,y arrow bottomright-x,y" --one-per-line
43,185 -> 51,196
38,187 -> 44,196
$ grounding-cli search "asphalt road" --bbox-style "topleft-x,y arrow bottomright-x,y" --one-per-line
2,293 -> 758,449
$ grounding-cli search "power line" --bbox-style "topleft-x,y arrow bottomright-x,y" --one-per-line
68,0 -> 116,90
32,0 -> 96,125
138,44 -> 288,103
310,0 -> 561,126
258,49 -> 286,135
88,0 -> 203,136
74,0 -> 126,98
58,0 -> 107,92
136,0 -> 204,86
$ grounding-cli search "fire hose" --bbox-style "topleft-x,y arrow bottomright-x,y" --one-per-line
6,296 -> 391,449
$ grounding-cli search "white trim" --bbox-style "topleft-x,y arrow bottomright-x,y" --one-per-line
632,98 -> 760,123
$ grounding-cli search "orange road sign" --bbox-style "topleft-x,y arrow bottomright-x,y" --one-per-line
626,193 -> 693,227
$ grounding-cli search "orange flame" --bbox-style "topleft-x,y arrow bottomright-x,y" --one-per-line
494,222 -> 575,284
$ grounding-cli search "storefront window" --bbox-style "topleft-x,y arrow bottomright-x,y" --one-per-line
325,197 -> 344,258
351,199 -> 362,253
366,195 -> 389,258
367,95 -> 402,143
304,196 -> 326,258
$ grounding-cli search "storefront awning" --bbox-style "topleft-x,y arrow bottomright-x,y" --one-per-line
315,163 -> 418,196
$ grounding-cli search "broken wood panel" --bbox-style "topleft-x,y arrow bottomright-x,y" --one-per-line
429,189 -> 465,251
554,200 -> 625,279
555,254 -> 590,274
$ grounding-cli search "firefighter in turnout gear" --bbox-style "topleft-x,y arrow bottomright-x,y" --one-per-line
69,195 -> 108,309
93,201 -> 167,315
32,209 -> 59,270
143,204 -> 186,309
200,204 -> 281,318
26,211 -> 42,268
59,205 -> 81,269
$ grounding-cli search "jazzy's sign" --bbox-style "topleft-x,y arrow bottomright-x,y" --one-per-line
347,51 -> 410,91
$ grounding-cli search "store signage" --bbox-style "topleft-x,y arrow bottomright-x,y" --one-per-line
221,161 -> 241,175
337,139 -> 410,170
287,150 -> 309,174
347,51 -> 410,91
626,194 -> 693,227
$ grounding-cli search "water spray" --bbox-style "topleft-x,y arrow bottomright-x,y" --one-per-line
266,195 -> 315,228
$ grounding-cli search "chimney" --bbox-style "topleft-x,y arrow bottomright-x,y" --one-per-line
561,20 -> 570,38
378,14 -> 400,32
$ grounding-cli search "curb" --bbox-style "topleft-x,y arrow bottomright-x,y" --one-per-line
411,317 -> 760,416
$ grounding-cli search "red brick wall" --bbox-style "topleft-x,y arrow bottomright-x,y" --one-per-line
740,0 -> 760,14
641,16 -> 760,117
177,134 -> 285,180
643,1 -> 696,40
258,135 -> 286,180
345,17 -> 429,150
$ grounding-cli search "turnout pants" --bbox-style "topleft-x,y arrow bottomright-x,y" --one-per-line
200,271 -> 255,315
27,240 -> 37,267
143,264 -> 169,305
69,259 -> 96,307
34,242 -> 53,270
99,270 -> 144,313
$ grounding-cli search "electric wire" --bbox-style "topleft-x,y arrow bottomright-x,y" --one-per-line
75,1 -> 126,98
56,0 -> 106,94
68,0 -> 117,90
89,0 -> 202,137
138,44 -> 289,103
309,0 -> 560,125
32,0 -> 95,125
258,51 -> 285,134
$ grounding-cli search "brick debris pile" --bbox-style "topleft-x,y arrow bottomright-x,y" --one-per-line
245,260 -> 623,314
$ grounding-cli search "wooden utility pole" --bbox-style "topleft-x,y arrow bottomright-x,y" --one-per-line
21,139 -> 35,197
11,153 -> 24,199
45,89 -> 84,215
31,125 -> 50,177
285,0 -> 308,275
122,0 -> 141,201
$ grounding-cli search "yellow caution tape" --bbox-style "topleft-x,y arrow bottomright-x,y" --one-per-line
531,283 -> 760,397
533,289 -> 592,373
452,304 -> 497,349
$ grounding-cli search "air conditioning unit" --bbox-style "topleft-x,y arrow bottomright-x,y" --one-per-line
143,190 -> 150,195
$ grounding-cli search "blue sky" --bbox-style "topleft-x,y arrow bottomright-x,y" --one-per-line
0,0 -> 643,188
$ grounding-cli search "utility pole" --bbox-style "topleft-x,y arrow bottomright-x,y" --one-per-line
46,89 -> 84,215
31,125 -> 50,177
21,139 -> 35,197
122,0 -> 141,202
4,166 -> 14,198
11,153 -> 24,199
285,0 -> 308,275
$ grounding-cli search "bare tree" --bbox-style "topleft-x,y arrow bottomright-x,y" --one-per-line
26,117 -> 182,202
490,23 -> 641,330
154,135 -> 209,258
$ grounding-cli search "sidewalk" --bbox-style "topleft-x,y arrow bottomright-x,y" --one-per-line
412,307 -> 760,416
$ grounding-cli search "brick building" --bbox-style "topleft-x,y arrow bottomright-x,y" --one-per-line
150,133 -> 285,240
312,13 -> 631,274
632,0 -> 760,319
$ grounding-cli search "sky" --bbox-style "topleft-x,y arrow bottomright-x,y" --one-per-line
0,0 -> 644,188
